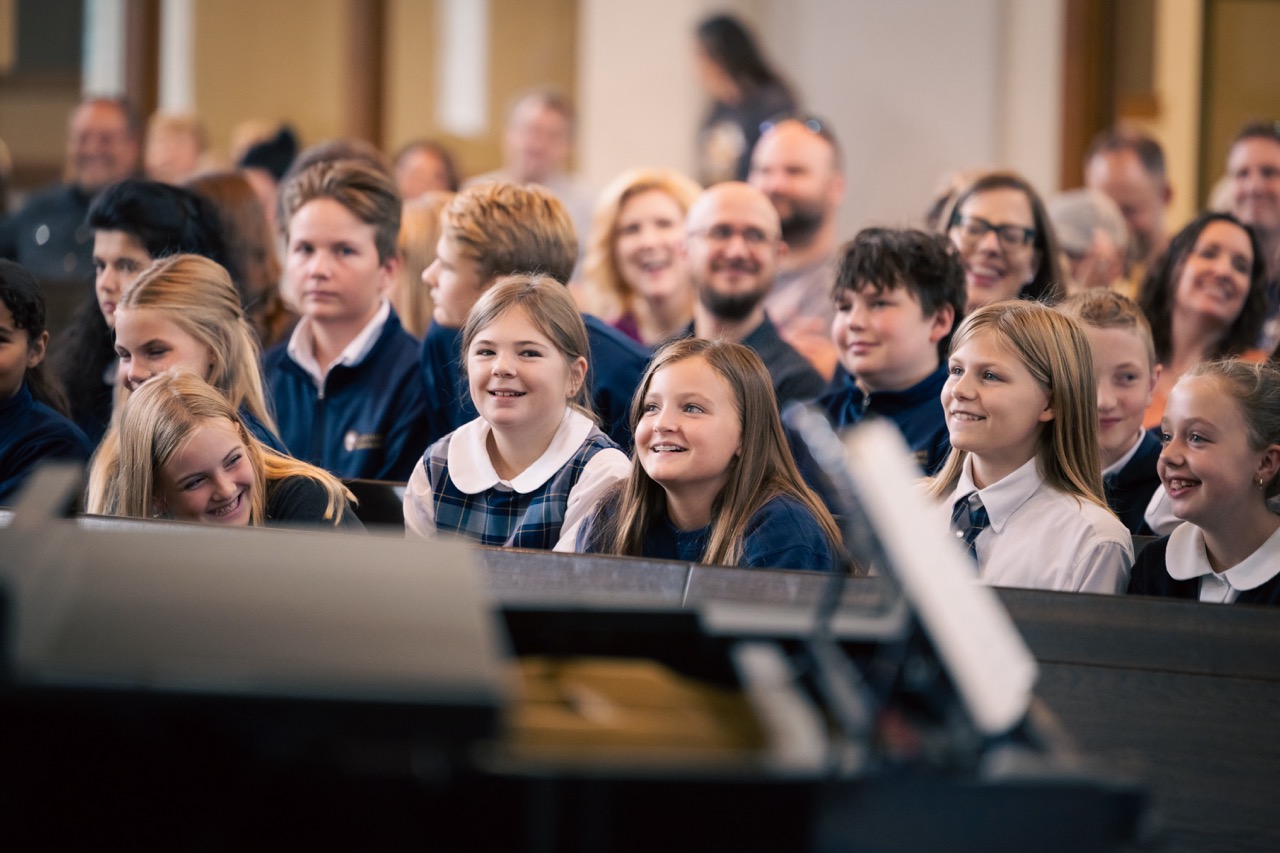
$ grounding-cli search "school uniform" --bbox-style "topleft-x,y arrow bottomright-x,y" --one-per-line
263,302 -> 429,482
1102,429 -> 1161,535
403,408 -> 630,550
576,491 -> 837,573
816,363 -> 950,475
418,315 -> 649,452
0,382 -> 92,505
1128,523 -> 1280,605
264,475 -> 364,531
239,407 -> 288,455
945,455 -> 1132,594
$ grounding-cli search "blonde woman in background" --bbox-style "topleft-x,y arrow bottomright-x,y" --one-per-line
580,168 -> 702,348
393,191 -> 454,339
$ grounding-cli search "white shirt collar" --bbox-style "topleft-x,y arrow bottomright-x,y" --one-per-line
1166,520 -> 1280,591
446,408 -> 594,494
286,300 -> 391,387
954,455 -> 1042,535
1102,430 -> 1147,477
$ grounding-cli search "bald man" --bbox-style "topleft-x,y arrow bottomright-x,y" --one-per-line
0,97 -> 141,283
749,118 -> 845,378
684,182 -> 826,407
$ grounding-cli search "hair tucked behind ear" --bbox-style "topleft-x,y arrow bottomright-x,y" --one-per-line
928,300 -> 1107,509
90,370 -> 351,524
593,338 -> 843,567
1186,359 -> 1280,499
0,259 -> 70,416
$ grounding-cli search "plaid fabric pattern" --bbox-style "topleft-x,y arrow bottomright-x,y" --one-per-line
425,426 -> 616,549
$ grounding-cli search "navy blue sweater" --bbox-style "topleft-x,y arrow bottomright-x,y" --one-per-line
263,308 -> 430,481
419,314 -> 649,452
0,383 -> 92,505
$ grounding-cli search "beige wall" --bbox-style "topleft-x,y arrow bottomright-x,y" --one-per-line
192,0 -> 348,161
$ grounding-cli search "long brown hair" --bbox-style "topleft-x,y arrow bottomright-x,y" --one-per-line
597,338 -> 841,566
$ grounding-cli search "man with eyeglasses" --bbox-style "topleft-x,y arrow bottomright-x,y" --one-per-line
748,116 -> 845,380
683,182 -> 827,409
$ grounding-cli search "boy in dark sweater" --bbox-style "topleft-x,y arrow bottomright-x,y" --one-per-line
264,160 -> 429,481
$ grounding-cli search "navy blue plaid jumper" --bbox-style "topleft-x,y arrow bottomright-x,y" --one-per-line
423,426 -> 617,549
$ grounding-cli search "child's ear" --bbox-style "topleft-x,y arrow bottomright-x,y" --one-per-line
566,355 -> 588,398
927,304 -> 956,344
26,330 -> 49,369
1256,445 -> 1280,491
377,254 -> 402,296
1147,362 -> 1162,398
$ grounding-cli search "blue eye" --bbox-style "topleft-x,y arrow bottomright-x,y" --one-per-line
1158,432 -> 1171,445
682,404 -> 704,414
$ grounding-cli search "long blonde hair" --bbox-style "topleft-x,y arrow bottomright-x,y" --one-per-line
595,338 -> 842,566
86,254 -> 278,513
393,191 -> 454,337
580,168 -> 702,323
928,300 -> 1107,507
97,370 -> 350,524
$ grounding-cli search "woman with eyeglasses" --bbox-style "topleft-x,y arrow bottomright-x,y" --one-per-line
941,172 -> 1065,313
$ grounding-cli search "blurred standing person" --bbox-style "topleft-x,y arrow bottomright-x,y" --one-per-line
694,14 -> 796,186
1084,129 -> 1172,277
145,112 -> 211,185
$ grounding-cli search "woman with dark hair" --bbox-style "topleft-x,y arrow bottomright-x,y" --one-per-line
1138,211 -> 1270,429
694,14 -> 797,185
50,178 -> 232,445
941,171 -> 1065,313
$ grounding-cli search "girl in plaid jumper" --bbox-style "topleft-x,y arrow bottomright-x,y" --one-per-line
404,275 -> 629,549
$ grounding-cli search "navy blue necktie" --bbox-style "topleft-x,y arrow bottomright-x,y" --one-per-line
950,495 -> 989,560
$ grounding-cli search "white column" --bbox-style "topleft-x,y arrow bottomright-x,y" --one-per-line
82,0 -> 127,95
158,0 -> 195,111
436,0 -> 488,136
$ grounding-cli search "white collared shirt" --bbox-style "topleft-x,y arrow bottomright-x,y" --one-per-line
1102,430 -> 1147,478
1164,521 -> 1280,603
286,300 -> 391,388
404,408 -> 630,549
946,456 -> 1133,594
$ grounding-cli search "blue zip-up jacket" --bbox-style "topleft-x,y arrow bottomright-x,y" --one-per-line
263,308 -> 430,482
419,313 -> 649,453
817,363 -> 951,475
0,382 -> 92,505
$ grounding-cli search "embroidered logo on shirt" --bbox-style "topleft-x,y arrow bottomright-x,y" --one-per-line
343,431 -> 382,452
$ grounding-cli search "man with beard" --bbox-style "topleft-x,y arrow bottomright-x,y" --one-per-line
0,97 -> 141,285
748,116 -> 845,379
684,182 -> 826,409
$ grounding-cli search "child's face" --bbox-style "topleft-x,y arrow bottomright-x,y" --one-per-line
466,308 -> 586,438
1158,375 -> 1280,533
1083,325 -> 1157,467
155,418 -> 255,526
424,234 -> 488,328
636,356 -> 743,511
286,198 -> 394,330
1172,220 -> 1252,331
942,331 -> 1054,486
93,229 -> 152,329
614,189 -> 689,303
832,282 -> 952,393
0,303 -> 45,401
114,308 -> 214,392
